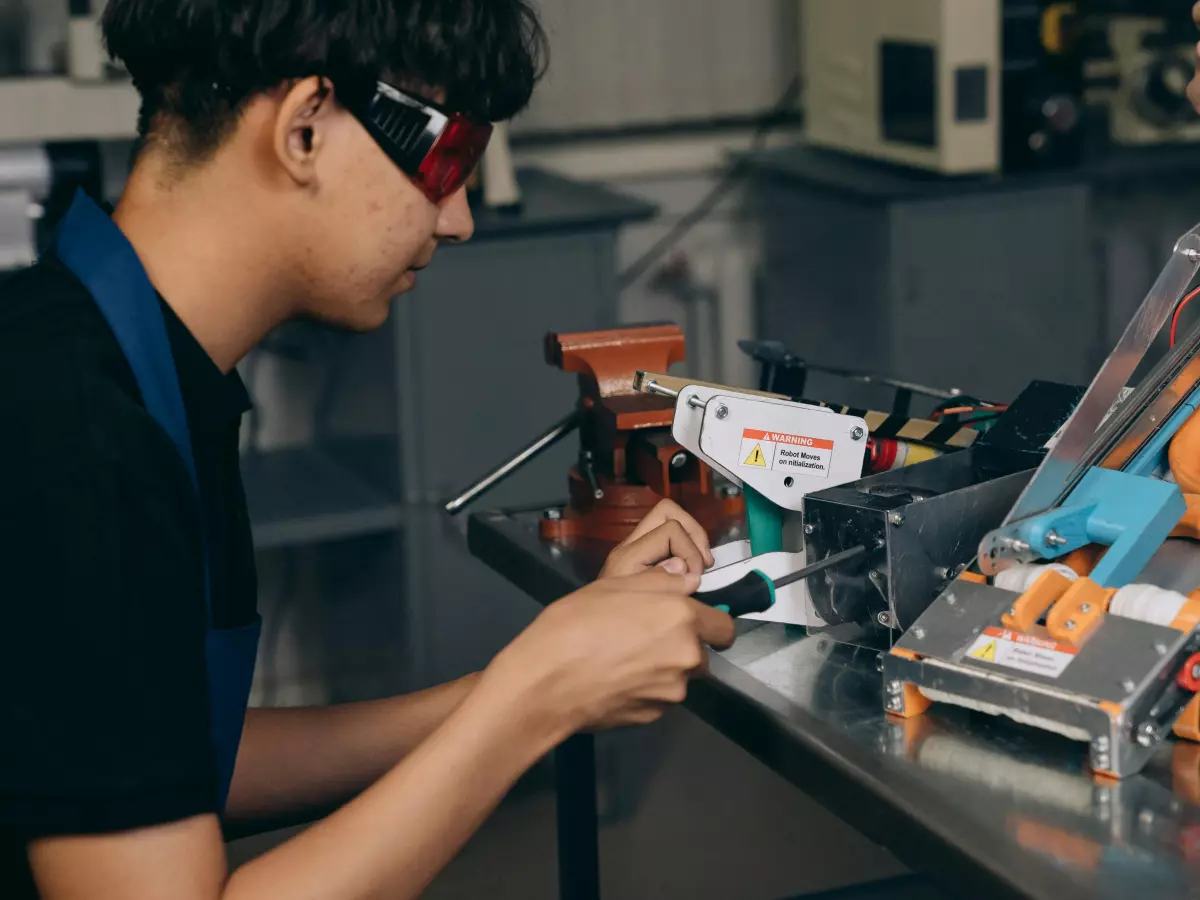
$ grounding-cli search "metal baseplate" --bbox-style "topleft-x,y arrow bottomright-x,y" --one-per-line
885,578 -> 1200,779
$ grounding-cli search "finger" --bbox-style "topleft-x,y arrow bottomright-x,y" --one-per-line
605,521 -> 707,577
634,500 -> 714,566
1194,0 -> 1200,29
688,599 -> 737,650
617,568 -> 702,595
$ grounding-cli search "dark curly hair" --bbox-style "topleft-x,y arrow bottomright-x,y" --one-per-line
101,0 -> 547,162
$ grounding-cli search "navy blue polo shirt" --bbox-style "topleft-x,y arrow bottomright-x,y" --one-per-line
0,256 -> 258,896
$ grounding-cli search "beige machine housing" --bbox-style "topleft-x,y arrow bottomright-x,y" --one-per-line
801,0 -> 1001,174
1105,16 -> 1200,147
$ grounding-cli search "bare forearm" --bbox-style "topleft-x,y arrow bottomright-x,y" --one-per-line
225,680 -> 561,900
226,673 -> 480,822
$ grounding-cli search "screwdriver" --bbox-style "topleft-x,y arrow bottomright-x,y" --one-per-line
694,545 -> 867,617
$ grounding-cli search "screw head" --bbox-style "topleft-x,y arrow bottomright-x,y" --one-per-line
1007,607 -> 1017,617
715,405 -> 729,420
912,626 -> 926,640
851,426 -> 865,441
1093,736 -> 1110,751
670,451 -> 689,469
804,523 -> 815,535
543,508 -> 563,521
887,680 -> 901,693
945,593 -> 958,606
1045,530 -> 1068,547
1154,641 -> 1168,655
877,611 -> 894,628
1065,619 -> 1077,630
888,512 -> 905,527
1136,724 -> 1157,747
1122,677 -> 1137,693
721,484 -> 741,498
1079,603 -> 1092,614
784,476 -> 795,488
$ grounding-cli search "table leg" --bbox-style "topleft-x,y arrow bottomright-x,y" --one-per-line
555,733 -> 601,900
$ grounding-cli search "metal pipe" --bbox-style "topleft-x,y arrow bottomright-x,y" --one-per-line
443,409 -> 582,515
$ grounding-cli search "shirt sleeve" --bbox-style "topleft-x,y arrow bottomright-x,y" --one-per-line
0,452 -> 219,837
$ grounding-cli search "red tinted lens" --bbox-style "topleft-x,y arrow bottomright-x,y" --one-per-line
416,117 -> 494,203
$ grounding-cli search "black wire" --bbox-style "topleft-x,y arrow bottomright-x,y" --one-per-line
615,78 -> 802,293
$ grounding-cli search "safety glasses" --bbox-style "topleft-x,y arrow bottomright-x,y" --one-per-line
350,81 -> 494,205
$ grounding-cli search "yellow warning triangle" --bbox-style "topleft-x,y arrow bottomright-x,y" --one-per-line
970,640 -> 997,662
744,444 -> 767,467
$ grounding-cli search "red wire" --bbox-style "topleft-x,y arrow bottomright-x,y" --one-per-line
1170,286 -> 1200,347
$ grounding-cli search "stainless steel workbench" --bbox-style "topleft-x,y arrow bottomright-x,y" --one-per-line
468,508 -> 1200,900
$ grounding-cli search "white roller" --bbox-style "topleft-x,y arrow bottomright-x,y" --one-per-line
1109,584 -> 1189,627
994,562 -> 1079,595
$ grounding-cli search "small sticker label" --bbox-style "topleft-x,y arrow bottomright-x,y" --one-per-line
965,626 -> 1079,678
738,429 -> 833,478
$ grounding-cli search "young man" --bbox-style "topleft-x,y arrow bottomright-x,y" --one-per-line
0,2 -> 735,897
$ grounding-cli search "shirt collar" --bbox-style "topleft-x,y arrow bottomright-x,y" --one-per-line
159,297 -> 253,431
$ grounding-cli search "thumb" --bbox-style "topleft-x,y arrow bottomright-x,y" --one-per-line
658,557 -> 688,575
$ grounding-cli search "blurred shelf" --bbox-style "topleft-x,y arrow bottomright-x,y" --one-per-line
243,438 -> 403,550
0,77 -> 139,144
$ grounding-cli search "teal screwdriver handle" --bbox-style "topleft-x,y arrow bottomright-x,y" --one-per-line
694,570 -> 776,617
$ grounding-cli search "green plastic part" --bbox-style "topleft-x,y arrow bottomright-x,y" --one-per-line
744,485 -> 784,555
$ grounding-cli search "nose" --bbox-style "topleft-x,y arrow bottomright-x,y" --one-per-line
435,187 -> 475,244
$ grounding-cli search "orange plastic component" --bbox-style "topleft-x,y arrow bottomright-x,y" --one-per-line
889,646 -> 921,661
1061,544 -> 1105,577
1045,578 -> 1115,644
1002,569 -> 1073,632
1170,408 -> 1200,495
1014,819 -> 1102,869
957,571 -> 987,585
887,683 -> 933,719
1176,698 -> 1200,743
1170,593 -> 1200,633
1172,495 -> 1200,541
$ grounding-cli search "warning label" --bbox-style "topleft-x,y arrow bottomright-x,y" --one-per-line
965,626 -> 1079,678
738,429 -> 833,478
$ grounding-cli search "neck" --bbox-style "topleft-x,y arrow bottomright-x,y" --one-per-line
112,156 -> 296,373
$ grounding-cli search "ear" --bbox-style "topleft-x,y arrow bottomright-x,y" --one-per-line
272,76 -> 337,186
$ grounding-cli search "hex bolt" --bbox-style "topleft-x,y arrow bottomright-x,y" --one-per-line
888,512 -> 906,527
1045,530 -> 1068,547
877,611 -> 894,628
851,426 -> 865,441
715,405 -> 729,420
670,451 -> 689,469
804,523 -> 815,535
